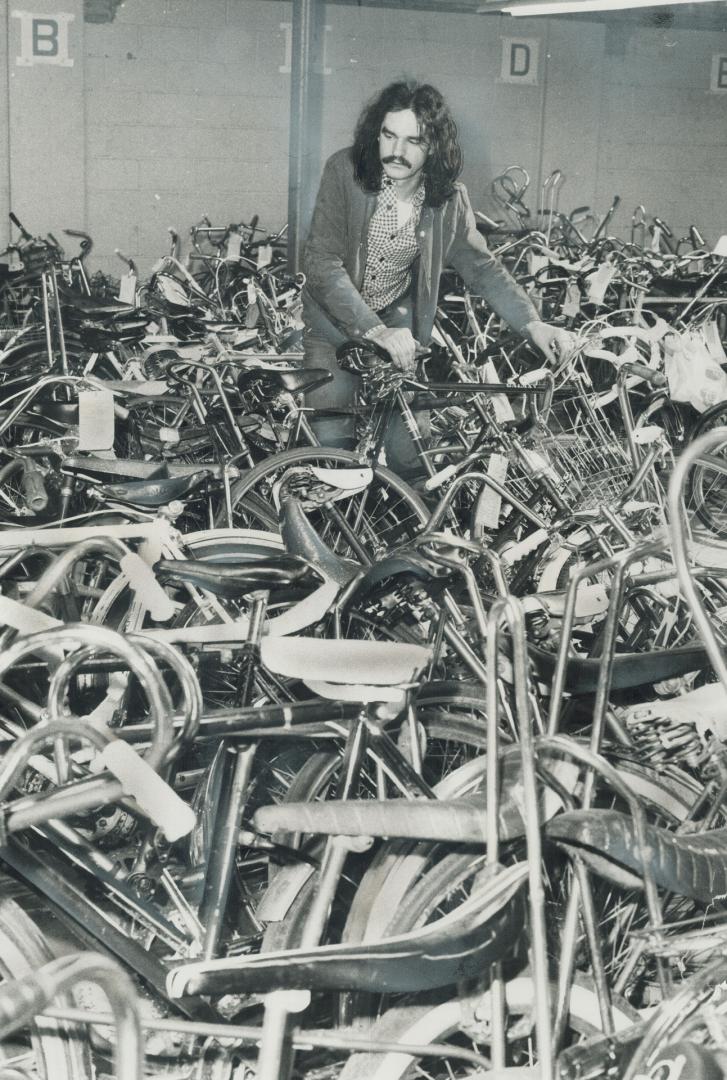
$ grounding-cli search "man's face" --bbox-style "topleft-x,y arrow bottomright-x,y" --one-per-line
378,108 -> 430,185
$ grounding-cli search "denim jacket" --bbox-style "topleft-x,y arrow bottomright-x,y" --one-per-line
302,147 -> 539,345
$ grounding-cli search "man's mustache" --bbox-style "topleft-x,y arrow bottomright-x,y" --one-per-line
382,155 -> 411,169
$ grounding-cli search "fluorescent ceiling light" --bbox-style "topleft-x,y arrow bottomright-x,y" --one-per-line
488,0 -> 718,15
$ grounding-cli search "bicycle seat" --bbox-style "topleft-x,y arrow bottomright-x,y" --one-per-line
546,811 -> 727,902
237,366 -> 332,396
94,470 -> 213,508
254,753 -> 579,842
166,861 -> 527,998
528,642 -> 709,695
154,555 -> 323,598
279,495 -> 360,588
261,636 -> 433,696
29,401 -> 78,425
60,288 -> 136,319
341,549 -> 453,608
62,457 -> 230,481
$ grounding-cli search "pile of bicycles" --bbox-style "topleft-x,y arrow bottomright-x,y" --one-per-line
1,199 -> 727,1080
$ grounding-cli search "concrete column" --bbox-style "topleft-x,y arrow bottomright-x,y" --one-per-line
5,0 -> 85,246
287,0 -> 325,275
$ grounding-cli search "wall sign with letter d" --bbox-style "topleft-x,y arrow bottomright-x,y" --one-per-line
12,10 -> 75,67
711,55 -> 727,93
501,37 -> 539,85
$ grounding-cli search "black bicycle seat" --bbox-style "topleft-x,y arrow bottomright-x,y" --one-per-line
237,366 -> 332,396
29,401 -> 79,426
94,469 -> 212,508
528,642 -> 709,695
60,286 -> 136,319
153,554 -> 323,598
165,861 -> 527,998
547,810 -> 727,903
279,494 -> 360,588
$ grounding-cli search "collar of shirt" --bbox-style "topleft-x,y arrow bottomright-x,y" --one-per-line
380,173 -> 426,213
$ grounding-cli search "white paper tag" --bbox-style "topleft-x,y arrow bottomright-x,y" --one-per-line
586,262 -> 616,304
120,553 -> 176,622
97,739 -> 196,841
118,270 -> 137,305
527,251 -> 548,289
474,453 -> 509,531
256,244 -> 272,269
78,391 -> 116,452
562,279 -> 582,318
482,360 -> 515,424
225,232 -> 243,261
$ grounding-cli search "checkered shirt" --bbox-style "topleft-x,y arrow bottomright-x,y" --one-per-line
361,175 -> 425,313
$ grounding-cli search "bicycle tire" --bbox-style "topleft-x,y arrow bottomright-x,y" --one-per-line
258,710 -> 489,955
338,980 -> 639,1080
685,401 -> 727,538
216,447 -> 430,559
0,893 -> 92,1079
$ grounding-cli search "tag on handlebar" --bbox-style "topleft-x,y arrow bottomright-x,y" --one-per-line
118,270 -> 137,305
586,262 -> 616,304
225,232 -> 243,261
256,243 -> 273,269
78,390 -> 115,451
562,279 -> 582,318
481,360 -> 515,424
473,453 -> 508,532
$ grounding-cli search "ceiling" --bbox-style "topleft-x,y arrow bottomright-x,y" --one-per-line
331,0 -> 727,30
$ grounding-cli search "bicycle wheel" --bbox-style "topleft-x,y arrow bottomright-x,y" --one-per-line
218,447 -> 430,559
685,402 -> 727,537
338,980 -> 638,1080
258,711 -> 488,956
0,893 -> 92,1079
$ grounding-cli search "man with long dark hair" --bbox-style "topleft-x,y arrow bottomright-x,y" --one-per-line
302,80 -> 571,474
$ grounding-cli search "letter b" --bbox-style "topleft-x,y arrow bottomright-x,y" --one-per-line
32,19 -> 59,57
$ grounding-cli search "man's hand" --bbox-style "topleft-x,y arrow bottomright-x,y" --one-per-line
523,321 -> 575,366
366,325 -> 419,373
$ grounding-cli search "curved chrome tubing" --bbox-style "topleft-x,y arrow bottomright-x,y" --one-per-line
0,624 -> 174,771
666,426 -> 727,696
0,952 -> 142,1080
486,595 -> 553,1080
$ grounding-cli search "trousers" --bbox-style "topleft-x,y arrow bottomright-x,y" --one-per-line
301,292 -> 427,477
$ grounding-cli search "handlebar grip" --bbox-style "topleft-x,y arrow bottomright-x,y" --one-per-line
114,248 -> 137,273
622,361 -> 667,388
20,460 -> 49,515
424,463 -> 459,492
498,527 -> 550,568
96,738 -> 196,841
653,216 -> 673,238
8,212 -> 31,240
475,210 -> 503,230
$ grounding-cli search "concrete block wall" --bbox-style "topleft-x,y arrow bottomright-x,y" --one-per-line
595,24 -> 727,244
0,0 -> 724,273
84,0 -> 292,275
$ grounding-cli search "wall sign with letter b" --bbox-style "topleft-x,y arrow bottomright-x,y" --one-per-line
501,37 -> 539,85
12,10 -> 74,67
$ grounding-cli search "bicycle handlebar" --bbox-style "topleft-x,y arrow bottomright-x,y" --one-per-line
8,212 -> 31,241
115,248 -> 137,275
619,361 -> 667,388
